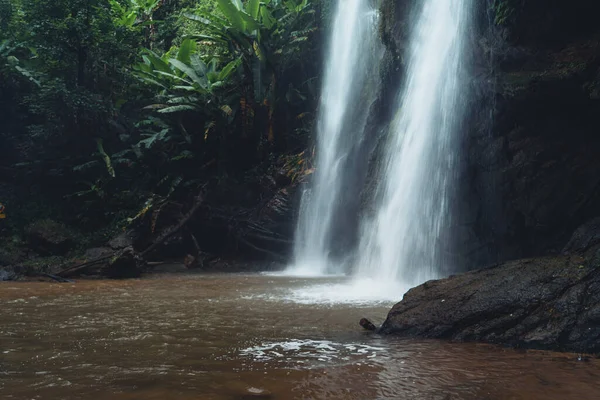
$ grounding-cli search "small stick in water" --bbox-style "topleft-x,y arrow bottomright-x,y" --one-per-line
359,318 -> 377,331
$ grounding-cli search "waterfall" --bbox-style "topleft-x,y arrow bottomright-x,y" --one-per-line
356,0 -> 472,285
288,0 -> 472,292
289,0 -> 383,275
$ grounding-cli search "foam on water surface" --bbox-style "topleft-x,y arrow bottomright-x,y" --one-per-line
284,278 -> 408,305
257,273 -> 409,305
239,339 -> 385,365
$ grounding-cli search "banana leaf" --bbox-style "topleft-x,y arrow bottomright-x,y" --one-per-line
247,0 -> 261,19
216,0 -> 245,32
177,39 -> 196,65
168,58 -> 207,89
157,105 -> 197,114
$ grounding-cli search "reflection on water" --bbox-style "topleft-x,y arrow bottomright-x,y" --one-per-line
1,274 -> 599,400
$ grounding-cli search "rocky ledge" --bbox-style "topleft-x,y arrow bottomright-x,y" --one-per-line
379,221 -> 600,354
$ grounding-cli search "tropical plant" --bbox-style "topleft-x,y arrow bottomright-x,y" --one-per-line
185,0 -> 316,144
110,0 -> 162,47
0,0 -> 322,248
0,40 -> 39,85
135,39 -> 240,113
110,0 -> 161,26
132,37 -> 242,158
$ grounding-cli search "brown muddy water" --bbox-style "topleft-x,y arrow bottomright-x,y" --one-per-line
1,273 -> 600,400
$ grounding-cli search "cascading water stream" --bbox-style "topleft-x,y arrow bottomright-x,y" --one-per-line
287,0 -> 472,300
356,0 -> 472,286
289,0 -> 383,276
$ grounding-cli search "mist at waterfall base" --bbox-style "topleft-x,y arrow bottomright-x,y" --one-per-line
285,0 -> 472,304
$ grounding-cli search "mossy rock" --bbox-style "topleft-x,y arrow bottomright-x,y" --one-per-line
25,219 -> 75,256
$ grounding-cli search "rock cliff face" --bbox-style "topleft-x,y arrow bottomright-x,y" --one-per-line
460,0 -> 600,267
377,0 -> 600,352
379,0 -> 600,269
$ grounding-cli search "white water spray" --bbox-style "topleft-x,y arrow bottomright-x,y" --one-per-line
289,0 -> 383,276
356,0 -> 472,286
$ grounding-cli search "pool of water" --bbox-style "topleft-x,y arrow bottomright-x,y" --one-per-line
1,273 -> 599,399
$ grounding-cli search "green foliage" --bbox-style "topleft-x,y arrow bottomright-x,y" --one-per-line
185,0 -> 315,103
493,0 -> 516,26
0,0 -> 322,245
0,0 -> 19,34
0,40 -> 39,85
110,0 -> 161,27
109,0 -> 139,27
134,39 -> 241,113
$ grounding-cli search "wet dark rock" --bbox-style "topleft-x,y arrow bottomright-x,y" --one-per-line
360,318 -> 377,331
380,250 -> 600,354
25,219 -> 74,256
108,231 -> 134,250
102,246 -> 144,279
488,0 -> 600,48
183,254 -> 198,268
377,1 -> 600,269
0,267 -> 17,281
83,247 -> 114,261
454,2 -> 600,268
564,217 -> 600,254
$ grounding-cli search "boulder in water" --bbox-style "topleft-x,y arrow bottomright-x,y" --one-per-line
379,249 -> 600,353
360,318 -> 378,331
